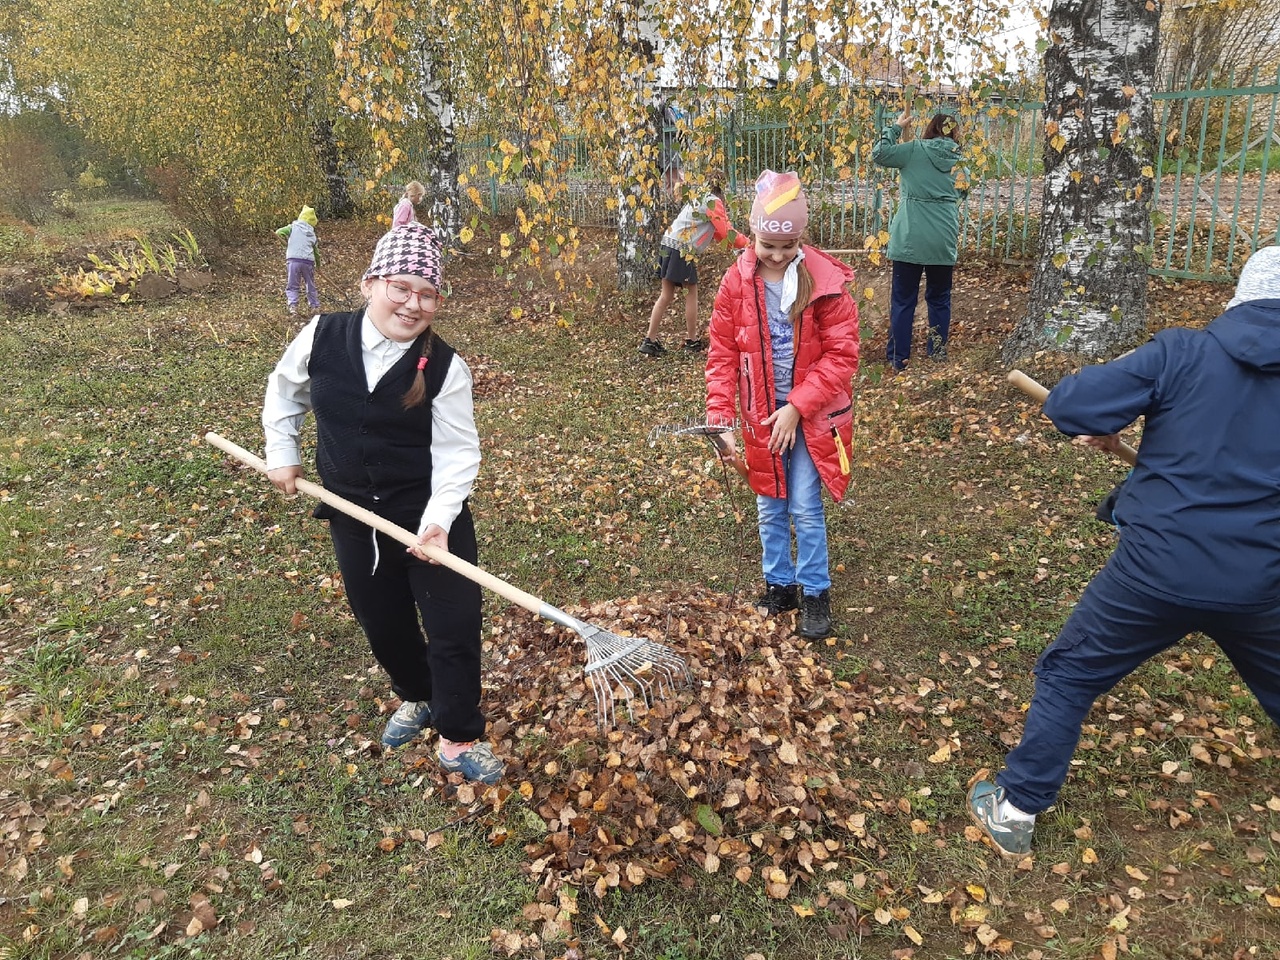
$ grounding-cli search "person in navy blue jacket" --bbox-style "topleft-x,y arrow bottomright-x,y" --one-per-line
968,245 -> 1280,859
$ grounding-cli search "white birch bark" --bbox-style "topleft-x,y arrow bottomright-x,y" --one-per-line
417,38 -> 460,246
1003,0 -> 1161,362
615,0 -> 663,290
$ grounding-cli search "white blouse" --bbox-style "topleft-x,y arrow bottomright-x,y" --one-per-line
262,314 -> 481,535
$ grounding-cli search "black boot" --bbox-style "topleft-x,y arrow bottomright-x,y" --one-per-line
798,590 -> 832,639
756,583 -> 799,616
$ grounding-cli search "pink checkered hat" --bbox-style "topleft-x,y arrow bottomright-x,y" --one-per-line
362,222 -> 442,288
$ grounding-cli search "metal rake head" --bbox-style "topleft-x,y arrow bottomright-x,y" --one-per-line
647,417 -> 739,444
580,622 -> 692,727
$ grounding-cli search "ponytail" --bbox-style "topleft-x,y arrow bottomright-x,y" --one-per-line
401,335 -> 434,409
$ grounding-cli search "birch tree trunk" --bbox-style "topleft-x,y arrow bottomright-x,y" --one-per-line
417,37 -> 460,247
615,1 -> 662,291
1001,0 -> 1161,363
311,117 -> 353,218
778,0 -> 791,70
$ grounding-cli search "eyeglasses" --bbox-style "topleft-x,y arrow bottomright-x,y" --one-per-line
383,279 -> 440,309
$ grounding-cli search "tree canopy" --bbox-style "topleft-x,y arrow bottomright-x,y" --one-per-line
6,1 -> 364,227
4,0 -> 1035,249
1158,0 -> 1280,85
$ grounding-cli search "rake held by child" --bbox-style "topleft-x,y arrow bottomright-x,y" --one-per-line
205,432 -> 689,728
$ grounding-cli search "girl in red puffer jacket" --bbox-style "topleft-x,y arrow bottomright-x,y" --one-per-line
705,170 -> 859,640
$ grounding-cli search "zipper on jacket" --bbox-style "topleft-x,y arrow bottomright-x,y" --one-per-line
754,276 -> 782,495
754,279 -> 775,417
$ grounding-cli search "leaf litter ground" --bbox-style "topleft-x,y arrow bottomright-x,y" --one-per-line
2,219 -> 1279,959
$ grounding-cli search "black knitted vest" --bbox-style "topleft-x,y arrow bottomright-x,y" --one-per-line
308,309 -> 456,528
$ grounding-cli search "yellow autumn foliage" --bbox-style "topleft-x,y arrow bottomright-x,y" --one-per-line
9,0 -> 375,228
8,0 -> 1037,269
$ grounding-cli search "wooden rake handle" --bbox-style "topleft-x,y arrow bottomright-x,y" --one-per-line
1006,371 -> 1139,466
204,432 -> 547,617
708,433 -> 751,480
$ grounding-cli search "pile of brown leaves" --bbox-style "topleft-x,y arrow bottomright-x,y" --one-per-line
470,591 -> 886,919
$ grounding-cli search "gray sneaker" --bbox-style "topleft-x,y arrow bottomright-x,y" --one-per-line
439,741 -> 506,785
381,699 -> 433,748
967,780 -> 1034,859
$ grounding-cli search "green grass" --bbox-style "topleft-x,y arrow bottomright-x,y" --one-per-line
2,216 -> 1280,959
11,198 -> 185,255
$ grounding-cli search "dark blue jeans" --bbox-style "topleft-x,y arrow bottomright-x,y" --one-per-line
887,261 -> 953,369
997,561 -> 1280,814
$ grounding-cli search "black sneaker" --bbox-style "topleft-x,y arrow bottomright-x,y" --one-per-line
756,583 -> 799,616
798,590 -> 833,639
682,338 -> 705,353
638,338 -> 667,357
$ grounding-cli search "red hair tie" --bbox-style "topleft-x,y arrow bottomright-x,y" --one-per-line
416,357 -> 428,371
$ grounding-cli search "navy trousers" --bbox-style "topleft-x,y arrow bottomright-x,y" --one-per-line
997,561 -> 1280,814
328,506 -> 485,743
886,261 -> 953,370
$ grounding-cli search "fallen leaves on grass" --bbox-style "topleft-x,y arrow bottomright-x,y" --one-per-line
476,589 -> 886,902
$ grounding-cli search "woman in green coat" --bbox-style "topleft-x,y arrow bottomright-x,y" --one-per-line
871,107 -> 965,370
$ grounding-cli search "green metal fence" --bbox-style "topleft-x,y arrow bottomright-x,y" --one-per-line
1151,68 -> 1280,281
951,100 -> 1044,263
457,71 -> 1278,282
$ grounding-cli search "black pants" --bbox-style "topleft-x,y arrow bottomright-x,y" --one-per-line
328,507 -> 485,743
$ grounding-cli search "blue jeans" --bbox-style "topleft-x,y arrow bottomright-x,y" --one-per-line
997,561 -> 1280,814
887,261 -> 953,369
756,431 -> 830,596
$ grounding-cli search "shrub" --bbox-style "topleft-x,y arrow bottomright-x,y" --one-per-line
0,108 -> 86,224
147,160 -> 242,249
76,164 -> 109,198
0,123 -> 61,223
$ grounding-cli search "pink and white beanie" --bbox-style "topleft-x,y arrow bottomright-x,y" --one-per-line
749,170 -> 809,239
363,221 -> 442,288
750,170 -> 810,311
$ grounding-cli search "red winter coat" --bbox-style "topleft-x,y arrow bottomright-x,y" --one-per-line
705,246 -> 859,502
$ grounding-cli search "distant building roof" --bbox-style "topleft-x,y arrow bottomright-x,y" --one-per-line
654,35 -> 962,99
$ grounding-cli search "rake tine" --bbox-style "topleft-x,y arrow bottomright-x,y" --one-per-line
651,419 -> 749,480
648,416 -> 739,443
577,621 -> 691,725
547,612 -> 690,726
587,630 -> 691,687
588,671 -> 615,728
